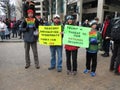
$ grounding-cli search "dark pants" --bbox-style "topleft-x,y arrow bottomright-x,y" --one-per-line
66,50 -> 78,71
102,39 -> 110,54
0,31 -> 5,40
110,43 -> 120,73
86,52 -> 97,72
5,34 -> 10,39
12,29 -> 17,38
24,42 -> 39,66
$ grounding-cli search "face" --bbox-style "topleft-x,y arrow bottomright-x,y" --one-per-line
91,24 -> 97,29
67,19 -> 73,24
28,12 -> 33,18
53,17 -> 60,24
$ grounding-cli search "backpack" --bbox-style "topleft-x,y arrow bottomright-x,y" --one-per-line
111,17 -> 120,41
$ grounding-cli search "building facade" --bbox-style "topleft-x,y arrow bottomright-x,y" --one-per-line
16,0 -> 120,22
66,0 -> 120,23
34,0 -> 49,19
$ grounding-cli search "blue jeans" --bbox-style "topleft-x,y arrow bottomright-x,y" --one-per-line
0,31 -> 5,40
50,46 -> 63,69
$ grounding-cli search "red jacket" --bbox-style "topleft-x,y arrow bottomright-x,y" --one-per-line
65,45 -> 79,51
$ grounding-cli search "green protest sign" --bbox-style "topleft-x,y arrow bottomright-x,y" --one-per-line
63,25 -> 91,48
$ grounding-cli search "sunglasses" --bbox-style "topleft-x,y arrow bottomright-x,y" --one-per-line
54,17 -> 60,19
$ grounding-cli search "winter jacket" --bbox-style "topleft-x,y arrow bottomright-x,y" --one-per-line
64,24 -> 79,51
101,20 -> 112,39
87,29 -> 102,53
22,18 -> 39,42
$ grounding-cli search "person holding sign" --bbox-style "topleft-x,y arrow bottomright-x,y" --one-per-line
48,15 -> 63,72
64,15 -> 79,75
83,22 -> 102,77
22,9 -> 40,69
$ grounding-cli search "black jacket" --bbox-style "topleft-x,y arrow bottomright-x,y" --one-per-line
101,21 -> 112,39
22,18 -> 39,42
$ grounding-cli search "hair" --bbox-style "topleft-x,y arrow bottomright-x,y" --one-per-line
94,17 -> 99,21
106,15 -> 111,20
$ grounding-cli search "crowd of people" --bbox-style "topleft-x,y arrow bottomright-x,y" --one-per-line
0,19 -> 22,40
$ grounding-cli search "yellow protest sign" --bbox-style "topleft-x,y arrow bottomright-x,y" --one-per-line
39,26 -> 62,46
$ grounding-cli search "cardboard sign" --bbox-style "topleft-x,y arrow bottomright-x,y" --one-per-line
39,26 -> 62,46
63,25 -> 91,48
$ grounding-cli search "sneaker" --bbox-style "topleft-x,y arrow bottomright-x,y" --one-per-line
48,67 -> 55,70
57,69 -> 62,72
83,69 -> 90,74
67,70 -> 71,75
25,65 -> 30,69
36,66 -> 40,69
114,71 -> 120,75
114,72 -> 120,75
72,71 -> 77,75
109,68 -> 114,72
90,72 -> 96,77
101,53 -> 109,57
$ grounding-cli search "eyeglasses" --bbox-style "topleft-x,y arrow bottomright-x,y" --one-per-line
54,17 -> 60,19
67,16 -> 73,20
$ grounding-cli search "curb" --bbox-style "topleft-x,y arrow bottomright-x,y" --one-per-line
0,40 -> 23,43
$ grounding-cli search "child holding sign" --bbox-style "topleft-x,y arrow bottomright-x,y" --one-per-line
64,15 -> 79,75
83,22 -> 101,77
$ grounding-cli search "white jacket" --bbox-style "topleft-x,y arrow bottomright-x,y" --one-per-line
0,21 -> 6,32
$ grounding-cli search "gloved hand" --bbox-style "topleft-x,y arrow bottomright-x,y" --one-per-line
90,38 -> 97,44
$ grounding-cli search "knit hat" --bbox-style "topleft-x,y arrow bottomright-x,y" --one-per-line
53,14 -> 60,19
90,20 -> 97,27
27,9 -> 34,14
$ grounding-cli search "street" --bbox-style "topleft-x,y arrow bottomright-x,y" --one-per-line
0,42 -> 120,90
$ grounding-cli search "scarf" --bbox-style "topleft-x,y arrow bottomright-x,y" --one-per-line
25,18 -> 35,28
102,20 -> 110,38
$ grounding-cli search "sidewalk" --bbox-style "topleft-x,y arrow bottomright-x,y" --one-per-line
0,43 -> 119,90
0,37 -> 23,42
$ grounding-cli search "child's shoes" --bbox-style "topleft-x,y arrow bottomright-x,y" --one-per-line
90,72 -> 96,77
83,69 -> 90,74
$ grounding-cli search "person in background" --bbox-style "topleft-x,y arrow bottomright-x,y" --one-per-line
12,21 -> 18,38
82,19 -> 90,27
35,15 -> 44,25
64,15 -> 79,75
48,14 -> 63,72
110,17 -> 120,75
18,20 -> 23,39
22,9 -> 40,69
5,19 -> 11,39
43,19 -> 49,26
101,15 -> 112,57
0,19 -> 6,41
83,22 -> 102,77
94,17 -> 101,31
5,26 -> 10,39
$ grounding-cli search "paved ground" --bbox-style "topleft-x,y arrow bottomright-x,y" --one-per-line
0,42 -> 120,90
0,37 -> 23,42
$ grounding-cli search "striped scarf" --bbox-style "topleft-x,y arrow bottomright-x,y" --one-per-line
25,18 -> 35,28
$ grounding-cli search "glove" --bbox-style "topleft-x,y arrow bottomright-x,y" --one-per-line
90,38 -> 97,44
